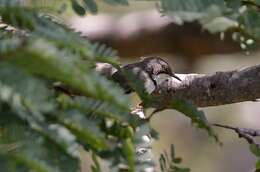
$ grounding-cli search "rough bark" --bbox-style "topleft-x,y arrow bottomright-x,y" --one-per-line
96,63 -> 260,108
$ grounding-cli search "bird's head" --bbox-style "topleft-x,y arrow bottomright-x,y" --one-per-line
141,57 -> 181,81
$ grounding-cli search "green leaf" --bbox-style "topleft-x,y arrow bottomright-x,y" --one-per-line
0,36 -> 23,54
0,63 -> 55,114
0,65 -> 81,159
159,154 -> 166,172
250,145 -> 260,171
117,68 -> 153,105
102,0 -> 129,6
11,154 -> 57,172
159,144 -> 190,172
54,110 -> 108,152
170,144 -> 175,161
82,0 -> 98,13
57,94 -> 130,122
0,121 -> 80,172
0,3 -> 120,64
241,8 -> 260,38
203,16 -> 238,33
6,38 -> 130,111
71,0 -> 85,16
0,6 -> 36,30
122,138 -> 135,172
91,42 -> 118,60
159,0 -> 238,33
0,1 -> 156,172
250,144 -> 260,157
170,98 -> 219,142
91,153 -> 102,172
255,159 -> 260,170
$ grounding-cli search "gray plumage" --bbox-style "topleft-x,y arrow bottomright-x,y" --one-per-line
112,57 -> 181,94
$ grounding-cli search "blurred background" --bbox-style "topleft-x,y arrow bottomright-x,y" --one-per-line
46,0 -> 260,171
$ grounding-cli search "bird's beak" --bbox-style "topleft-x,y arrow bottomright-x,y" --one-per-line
171,73 -> 182,81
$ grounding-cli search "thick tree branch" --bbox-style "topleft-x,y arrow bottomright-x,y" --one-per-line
96,63 -> 260,108
151,65 -> 260,108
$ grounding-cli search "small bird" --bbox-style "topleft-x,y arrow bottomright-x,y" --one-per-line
112,57 -> 181,94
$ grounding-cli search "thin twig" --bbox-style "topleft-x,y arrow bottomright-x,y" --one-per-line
213,123 -> 260,147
